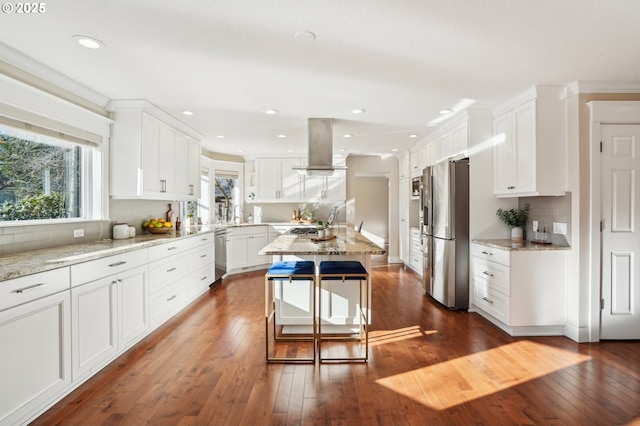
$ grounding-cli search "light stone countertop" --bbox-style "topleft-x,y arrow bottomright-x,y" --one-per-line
0,225 -> 225,282
259,227 -> 386,256
472,239 -> 571,251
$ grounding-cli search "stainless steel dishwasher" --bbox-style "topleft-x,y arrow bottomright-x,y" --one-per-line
214,228 -> 227,284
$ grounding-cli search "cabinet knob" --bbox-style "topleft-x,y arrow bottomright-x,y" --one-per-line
507,186 -> 515,190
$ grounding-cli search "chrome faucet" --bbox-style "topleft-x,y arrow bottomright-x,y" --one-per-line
234,204 -> 243,223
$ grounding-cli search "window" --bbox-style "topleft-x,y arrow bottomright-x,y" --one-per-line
214,170 -> 239,224
0,124 -> 97,222
183,168 -> 211,224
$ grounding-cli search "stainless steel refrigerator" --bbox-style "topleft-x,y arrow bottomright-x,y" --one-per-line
422,158 -> 469,310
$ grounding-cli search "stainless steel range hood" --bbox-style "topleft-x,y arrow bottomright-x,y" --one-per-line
292,118 -> 346,176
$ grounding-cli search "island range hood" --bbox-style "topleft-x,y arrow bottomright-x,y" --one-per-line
292,118 -> 347,176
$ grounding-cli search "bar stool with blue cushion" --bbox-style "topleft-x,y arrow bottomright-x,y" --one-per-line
265,260 -> 316,363
318,260 -> 369,363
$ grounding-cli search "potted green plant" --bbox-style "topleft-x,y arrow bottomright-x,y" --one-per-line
496,204 -> 529,242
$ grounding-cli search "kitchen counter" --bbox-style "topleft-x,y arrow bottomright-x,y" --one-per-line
473,239 -> 570,251
0,225 -> 219,282
259,227 -> 386,256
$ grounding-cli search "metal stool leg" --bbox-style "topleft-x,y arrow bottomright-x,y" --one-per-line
265,261 -> 316,363
318,261 -> 369,363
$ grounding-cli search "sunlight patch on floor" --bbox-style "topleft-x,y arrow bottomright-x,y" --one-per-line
368,326 -> 437,345
375,339 -> 592,410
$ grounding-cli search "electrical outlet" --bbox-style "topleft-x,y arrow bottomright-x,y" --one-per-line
73,229 -> 85,238
552,222 -> 567,235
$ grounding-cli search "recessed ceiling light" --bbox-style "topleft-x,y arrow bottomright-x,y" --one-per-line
265,109 -> 279,115
287,149 -> 295,152
294,31 -> 316,42
72,35 -> 105,49
277,134 -> 288,138
216,135 -> 226,139
181,110 -> 194,116
439,108 -> 454,115
338,148 -> 347,152
351,108 -> 366,114
238,150 -> 244,153
343,134 -> 353,138
409,134 -> 419,138
391,148 -> 399,152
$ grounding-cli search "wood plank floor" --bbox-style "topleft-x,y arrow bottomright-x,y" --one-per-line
33,263 -> 640,425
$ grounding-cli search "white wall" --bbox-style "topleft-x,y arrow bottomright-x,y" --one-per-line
354,176 -> 389,245
346,155 -> 398,259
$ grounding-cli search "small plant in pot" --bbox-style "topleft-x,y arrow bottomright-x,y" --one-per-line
496,204 -> 529,242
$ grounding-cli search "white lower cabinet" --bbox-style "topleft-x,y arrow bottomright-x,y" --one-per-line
227,226 -> 271,273
0,233 -> 217,425
0,269 -> 71,426
408,228 -> 423,274
71,251 -> 150,381
470,242 -> 567,336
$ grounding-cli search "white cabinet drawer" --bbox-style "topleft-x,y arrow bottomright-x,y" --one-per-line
150,282 -> 184,324
473,281 -> 509,324
188,245 -> 214,271
148,238 -> 190,260
71,250 -> 148,287
471,243 -> 510,266
0,267 -> 70,311
471,257 -> 510,296
149,255 -> 188,294
188,233 -> 215,249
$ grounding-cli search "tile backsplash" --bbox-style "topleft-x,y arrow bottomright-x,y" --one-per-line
520,192 -> 571,246
0,199 -> 174,256
0,220 -> 111,256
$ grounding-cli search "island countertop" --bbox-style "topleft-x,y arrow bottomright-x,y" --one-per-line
259,227 -> 386,256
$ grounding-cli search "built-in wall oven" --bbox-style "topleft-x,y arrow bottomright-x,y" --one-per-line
411,176 -> 422,199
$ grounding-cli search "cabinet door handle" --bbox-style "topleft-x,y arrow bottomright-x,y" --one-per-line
481,251 -> 493,256
200,276 -> 208,281
200,254 -> 207,258
482,296 -> 494,304
167,246 -> 179,251
482,270 -> 494,277
167,267 -> 177,273
167,295 -> 177,302
507,186 -> 515,190
14,282 -> 47,293
109,261 -> 127,267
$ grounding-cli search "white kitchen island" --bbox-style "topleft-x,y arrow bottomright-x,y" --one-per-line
259,226 -> 385,334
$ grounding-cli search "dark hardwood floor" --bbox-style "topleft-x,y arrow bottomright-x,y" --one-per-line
33,261 -> 640,425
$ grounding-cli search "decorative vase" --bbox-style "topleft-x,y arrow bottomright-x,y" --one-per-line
511,226 -> 524,242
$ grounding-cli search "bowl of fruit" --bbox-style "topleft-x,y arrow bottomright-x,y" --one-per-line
142,218 -> 173,234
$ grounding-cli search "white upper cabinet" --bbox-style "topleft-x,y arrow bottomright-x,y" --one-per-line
107,100 -> 204,201
492,86 -> 567,197
255,158 -> 346,202
255,158 -> 302,202
399,153 -> 410,180
302,158 -> 346,201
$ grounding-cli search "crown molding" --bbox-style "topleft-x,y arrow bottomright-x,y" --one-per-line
567,80 -> 640,96
0,42 -> 109,116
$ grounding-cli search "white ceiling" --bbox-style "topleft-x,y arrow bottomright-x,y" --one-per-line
2,0 -> 640,158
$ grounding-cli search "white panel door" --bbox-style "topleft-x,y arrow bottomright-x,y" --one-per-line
601,124 -> 640,339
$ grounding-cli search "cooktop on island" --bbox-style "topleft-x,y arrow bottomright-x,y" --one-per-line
289,227 -> 318,235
